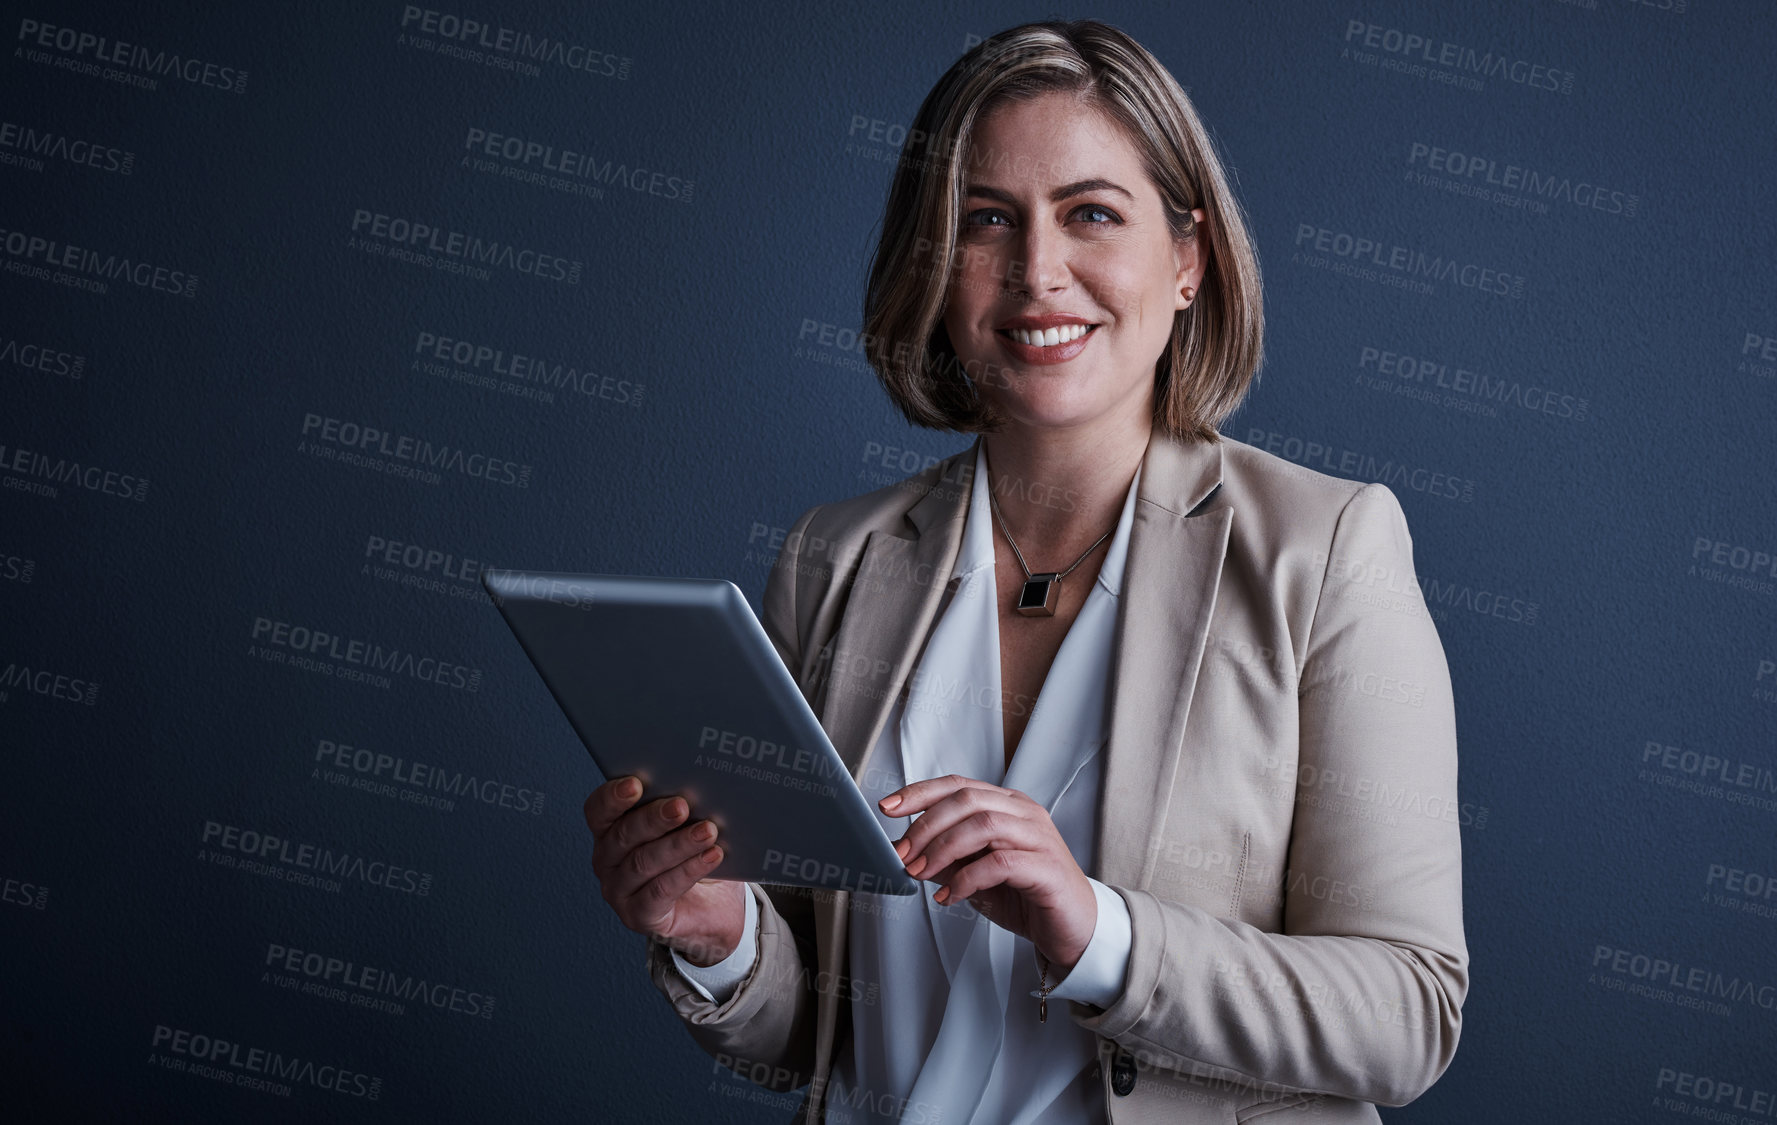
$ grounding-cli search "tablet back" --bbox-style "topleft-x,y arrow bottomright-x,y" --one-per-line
483,569 -> 918,897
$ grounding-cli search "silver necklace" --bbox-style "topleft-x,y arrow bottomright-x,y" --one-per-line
987,487 -> 1114,618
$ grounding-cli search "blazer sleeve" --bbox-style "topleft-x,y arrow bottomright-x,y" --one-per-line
670,875 -> 761,1003
1068,482 -> 1469,1107
639,503 -> 828,1092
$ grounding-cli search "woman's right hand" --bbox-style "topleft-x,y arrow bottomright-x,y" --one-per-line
584,775 -> 748,968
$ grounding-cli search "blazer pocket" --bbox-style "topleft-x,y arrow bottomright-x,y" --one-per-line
1235,1092 -> 1329,1122
1229,831 -> 1250,918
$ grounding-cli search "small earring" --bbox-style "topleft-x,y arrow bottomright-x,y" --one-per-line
1182,284 -> 1196,302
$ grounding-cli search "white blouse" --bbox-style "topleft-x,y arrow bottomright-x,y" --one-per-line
674,441 -> 1141,1124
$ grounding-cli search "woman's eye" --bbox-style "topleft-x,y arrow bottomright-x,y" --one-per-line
962,205 -> 1119,229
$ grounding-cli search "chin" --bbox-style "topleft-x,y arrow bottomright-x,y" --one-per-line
988,395 -> 1111,430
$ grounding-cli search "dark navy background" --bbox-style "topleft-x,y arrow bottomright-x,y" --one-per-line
4,1 -> 1774,1121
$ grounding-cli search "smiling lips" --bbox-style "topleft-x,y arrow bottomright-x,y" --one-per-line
994,314 -> 1100,364
1001,322 -> 1095,347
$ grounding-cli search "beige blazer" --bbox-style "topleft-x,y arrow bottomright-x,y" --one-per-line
644,419 -> 1468,1124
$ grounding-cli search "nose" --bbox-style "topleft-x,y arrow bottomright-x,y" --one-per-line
1011,222 -> 1069,297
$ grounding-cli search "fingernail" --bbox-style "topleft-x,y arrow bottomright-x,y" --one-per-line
906,855 -> 927,877
934,886 -> 949,904
893,838 -> 909,858
662,800 -> 683,820
694,822 -> 716,841
880,794 -> 902,811
621,780 -> 641,799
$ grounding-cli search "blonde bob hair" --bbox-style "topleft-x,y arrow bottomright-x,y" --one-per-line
863,19 -> 1264,443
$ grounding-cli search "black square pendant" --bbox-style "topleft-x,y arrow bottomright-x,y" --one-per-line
1015,573 -> 1061,616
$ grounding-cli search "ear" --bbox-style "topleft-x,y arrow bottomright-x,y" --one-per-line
1174,207 -> 1208,312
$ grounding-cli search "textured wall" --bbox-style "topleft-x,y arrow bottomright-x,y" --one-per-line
3,0 -> 1773,1121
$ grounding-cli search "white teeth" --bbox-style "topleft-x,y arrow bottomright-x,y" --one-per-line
1008,323 -> 1091,347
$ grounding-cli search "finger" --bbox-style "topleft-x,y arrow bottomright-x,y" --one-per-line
584,776 -> 645,839
909,807 -> 1042,886
603,814 -> 722,909
895,785 -> 1019,869
594,794 -> 690,879
920,846 -> 991,895
937,847 -> 1033,905
625,835 -> 730,941
880,773 -> 1004,817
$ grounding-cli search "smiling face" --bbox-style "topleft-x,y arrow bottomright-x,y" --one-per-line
942,89 -> 1205,433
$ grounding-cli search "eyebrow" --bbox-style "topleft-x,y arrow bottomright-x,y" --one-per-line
964,178 -> 1135,204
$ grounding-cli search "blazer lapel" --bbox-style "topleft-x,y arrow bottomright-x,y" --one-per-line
802,440 -> 976,1124
817,441 -> 977,778
1093,429 -> 1229,890
799,426 -> 1225,1125
810,424 -> 1230,883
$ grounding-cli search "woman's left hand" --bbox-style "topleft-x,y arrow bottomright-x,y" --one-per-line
880,774 -> 1097,974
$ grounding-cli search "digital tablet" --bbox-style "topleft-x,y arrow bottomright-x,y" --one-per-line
482,569 -> 919,897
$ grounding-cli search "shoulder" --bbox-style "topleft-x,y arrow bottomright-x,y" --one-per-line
793,442 -> 973,556
763,443 -> 972,674
1214,435 -> 1402,546
1210,437 -> 1421,637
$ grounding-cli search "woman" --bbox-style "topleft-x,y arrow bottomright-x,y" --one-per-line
585,19 -> 1466,1125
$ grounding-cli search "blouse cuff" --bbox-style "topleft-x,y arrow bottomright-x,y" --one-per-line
668,882 -> 759,1005
1029,877 -> 1132,1010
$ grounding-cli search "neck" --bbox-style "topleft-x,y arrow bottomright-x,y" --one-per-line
980,410 -> 1151,569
